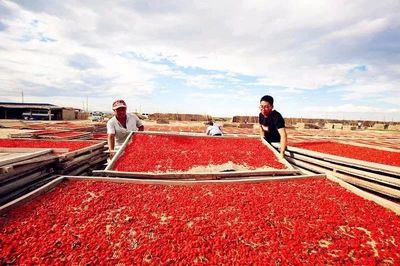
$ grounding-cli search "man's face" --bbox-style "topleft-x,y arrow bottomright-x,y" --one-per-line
260,101 -> 273,116
115,107 -> 127,118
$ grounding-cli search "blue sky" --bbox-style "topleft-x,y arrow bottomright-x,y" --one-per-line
0,0 -> 399,121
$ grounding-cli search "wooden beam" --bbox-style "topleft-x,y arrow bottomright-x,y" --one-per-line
286,156 -> 400,199
0,154 -> 57,174
104,131 -> 133,171
0,168 -> 54,196
285,145 -> 400,176
66,174 -> 326,185
261,138 -> 294,169
96,169 -> 301,179
285,151 -> 400,187
0,160 -> 55,183
0,175 -> 57,206
0,148 -> 48,153
0,149 -> 53,167
57,149 -> 104,169
0,176 -> 64,215
58,141 -> 106,161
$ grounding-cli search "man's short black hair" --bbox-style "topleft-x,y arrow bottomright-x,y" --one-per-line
260,95 -> 274,105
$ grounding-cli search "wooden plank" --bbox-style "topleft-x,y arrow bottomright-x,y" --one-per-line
0,153 -> 31,163
60,153 -> 107,175
58,141 -> 106,161
0,160 -> 55,183
38,133 -> 91,140
0,168 -> 54,196
261,139 -> 294,170
66,163 -> 92,176
50,148 -> 70,153
337,175 -> 400,199
8,132 -> 36,138
285,157 -> 400,199
0,176 -> 56,206
104,131 -> 133,171
66,154 -> 108,176
0,176 -> 65,215
324,157 -> 400,176
57,149 -> 104,169
3,154 -> 57,168
66,174 -> 326,185
0,148 -> 49,153
285,157 -> 325,174
285,151 -> 400,187
0,149 -> 53,167
0,154 -> 57,174
95,169 -> 301,179
285,145 -> 400,175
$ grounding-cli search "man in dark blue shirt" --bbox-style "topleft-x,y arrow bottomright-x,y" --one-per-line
259,95 -> 287,157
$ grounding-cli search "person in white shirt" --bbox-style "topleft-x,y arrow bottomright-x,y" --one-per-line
206,121 -> 223,136
107,99 -> 144,157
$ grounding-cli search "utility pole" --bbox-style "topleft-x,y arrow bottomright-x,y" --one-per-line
21,91 -> 24,103
86,96 -> 89,112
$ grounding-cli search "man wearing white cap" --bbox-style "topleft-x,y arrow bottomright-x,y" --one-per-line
107,99 -> 144,157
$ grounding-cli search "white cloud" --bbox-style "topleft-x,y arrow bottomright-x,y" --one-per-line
326,18 -> 389,40
0,0 -> 399,119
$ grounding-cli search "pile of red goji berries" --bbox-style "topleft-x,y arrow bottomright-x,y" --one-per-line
1,178 -> 399,264
114,134 -> 285,172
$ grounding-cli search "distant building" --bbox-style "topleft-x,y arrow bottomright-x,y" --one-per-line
0,102 -> 88,120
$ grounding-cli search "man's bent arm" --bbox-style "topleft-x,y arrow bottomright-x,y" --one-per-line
108,134 -> 116,152
259,125 -> 264,139
278,127 -> 287,156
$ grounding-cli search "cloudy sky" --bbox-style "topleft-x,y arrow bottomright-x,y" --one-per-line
1,0 -> 399,121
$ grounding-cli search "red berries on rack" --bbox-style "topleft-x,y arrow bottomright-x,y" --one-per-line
1,179 -> 399,264
114,134 -> 285,172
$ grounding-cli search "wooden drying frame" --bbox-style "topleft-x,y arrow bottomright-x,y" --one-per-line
0,173 -> 326,215
98,132 -> 296,178
274,144 -> 400,176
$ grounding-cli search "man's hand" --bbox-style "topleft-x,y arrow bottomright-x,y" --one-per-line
108,150 -> 116,159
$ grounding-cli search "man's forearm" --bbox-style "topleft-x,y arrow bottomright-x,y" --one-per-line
280,137 -> 287,155
279,128 -> 287,155
107,134 -> 115,151
259,125 -> 264,138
